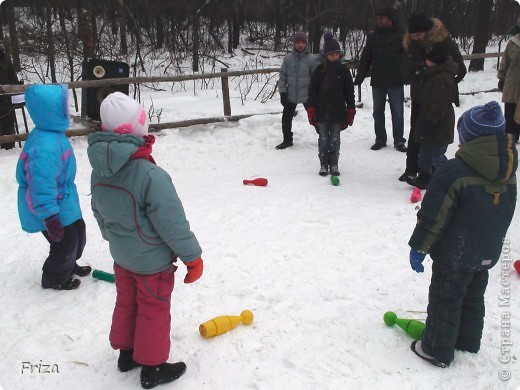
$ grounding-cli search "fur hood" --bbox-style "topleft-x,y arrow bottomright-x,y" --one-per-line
403,18 -> 449,50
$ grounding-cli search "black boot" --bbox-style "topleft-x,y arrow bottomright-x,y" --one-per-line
43,277 -> 81,290
141,362 -> 187,389
275,139 -> 293,150
118,349 -> 141,372
73,264 -> 92,277
319,155 -> 329,176
406,172 -> 430,190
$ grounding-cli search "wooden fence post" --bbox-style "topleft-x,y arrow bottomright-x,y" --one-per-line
221,67 -> 231,116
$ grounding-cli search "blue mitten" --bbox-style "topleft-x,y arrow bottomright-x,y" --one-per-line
410,249 -> 426,273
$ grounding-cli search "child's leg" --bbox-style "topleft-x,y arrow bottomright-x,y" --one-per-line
133,265 -> 176,366
421,262 -> 474,364
73,218 -> 87,261
430,144 -> 448,170
455,269 -> 489,353
110,263 -> 138,351
328,124 -> 342,174
41,222 -> 81,288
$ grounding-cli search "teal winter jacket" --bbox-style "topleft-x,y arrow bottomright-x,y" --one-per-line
87,132 -> 202,274
409,134 -> 517,272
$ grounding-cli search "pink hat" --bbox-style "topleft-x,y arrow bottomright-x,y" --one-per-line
100,92 -> 148,137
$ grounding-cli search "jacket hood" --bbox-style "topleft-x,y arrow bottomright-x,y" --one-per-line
25,84 -> 70,132
455,134 -> 518,182
403,18 -> 449,50
87,132 -> 143,177
425,58 -> 459,77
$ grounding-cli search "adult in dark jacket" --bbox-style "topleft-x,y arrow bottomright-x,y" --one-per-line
354,7 -> 406,152
307,33 -> 356,176
399,13 -> 467,182
406,40 -> 458,189
408,101 -> 517,368
0,46 -> 19,150
276,32 -> 319,149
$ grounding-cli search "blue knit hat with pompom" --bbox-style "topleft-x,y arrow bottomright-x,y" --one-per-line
322,32 -> 341,56
457,101 -> 505,144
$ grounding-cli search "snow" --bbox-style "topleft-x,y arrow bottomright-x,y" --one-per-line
0,57 -> 519,390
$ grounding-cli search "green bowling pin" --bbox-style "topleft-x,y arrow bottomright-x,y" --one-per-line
384,311 -> 425,340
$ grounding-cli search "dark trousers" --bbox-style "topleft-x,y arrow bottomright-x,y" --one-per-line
404,101 -> 421,175
41,218 -> 86,288
0,109 -> 16,150
372,86 -> 405,145
281,102 -> 309,142
504,103 -> 520,142
417,143 -> 448,175
421,262 -> 489,363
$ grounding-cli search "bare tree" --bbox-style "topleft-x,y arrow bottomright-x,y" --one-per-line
468,0 -> 492,72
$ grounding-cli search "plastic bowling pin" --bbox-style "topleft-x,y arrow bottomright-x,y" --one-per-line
199,310 -> 254,338
243,178 -> 268,186
330,175 -> 340,186
92,269 -> 115,283
514,260 -> 520,275
410,188 -> 422,203
384,311 -> 425,340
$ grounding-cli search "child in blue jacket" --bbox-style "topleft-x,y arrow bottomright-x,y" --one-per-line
16,85 -> 90,290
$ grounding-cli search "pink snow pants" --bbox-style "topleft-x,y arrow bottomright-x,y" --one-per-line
110,263 -> 176,366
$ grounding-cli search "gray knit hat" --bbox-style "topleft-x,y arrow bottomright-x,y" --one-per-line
292,32 -> 308,43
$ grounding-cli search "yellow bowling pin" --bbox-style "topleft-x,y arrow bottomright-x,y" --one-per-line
199,310 -> 254,338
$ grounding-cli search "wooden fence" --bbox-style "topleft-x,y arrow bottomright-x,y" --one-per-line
0,51 -> 503,145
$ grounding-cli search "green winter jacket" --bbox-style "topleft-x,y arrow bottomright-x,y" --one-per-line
87,132 -> 202,274
409,134 -> 517,272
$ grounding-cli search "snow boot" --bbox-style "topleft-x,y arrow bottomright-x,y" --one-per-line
141,362 -> 187,389
118,349 -> 141,372
329,152 -> 340,176
411,340 -> 450,368
319,155 -> 329,176
73,264 -> 92,277
398,171 -> 416,182
406,172 -> 430,190
275,140 -> 293,150
43,277 -> 81,290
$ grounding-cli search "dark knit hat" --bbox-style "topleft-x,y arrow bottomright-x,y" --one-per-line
322,32 -> 341,56
426,40 -> 449,64
457,101 -> 505,144
292,31 -> 308,43
375,7 -> 396,22
408,12 -> 434,33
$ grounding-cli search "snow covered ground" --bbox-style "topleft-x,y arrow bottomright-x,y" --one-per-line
0,56 -> 518,390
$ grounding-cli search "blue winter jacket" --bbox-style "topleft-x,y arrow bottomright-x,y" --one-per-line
16,84 -> 82,233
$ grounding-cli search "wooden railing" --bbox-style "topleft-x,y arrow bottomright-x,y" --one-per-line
0,51 -> 503,145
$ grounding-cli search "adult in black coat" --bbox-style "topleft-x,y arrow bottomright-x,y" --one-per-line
354,7 -> 407,152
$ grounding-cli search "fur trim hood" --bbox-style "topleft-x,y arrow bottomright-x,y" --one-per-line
403,18 -> 449,50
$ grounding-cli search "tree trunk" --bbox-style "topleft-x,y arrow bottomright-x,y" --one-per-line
274,0 -> 281,51
468,0 -> 492,72
192,13 -> 200,72
119,0 -> 128,55
6,1 -> 20,72
46,6 -> 57,83
58,6 -> 79,112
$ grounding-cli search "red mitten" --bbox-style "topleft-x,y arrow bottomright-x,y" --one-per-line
346,108 -> 356,126
44,214 -> 64,242
307,107 -> 317,126
184,257 -> 203,284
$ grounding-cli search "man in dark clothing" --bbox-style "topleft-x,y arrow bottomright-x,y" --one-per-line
354,7 -> 407,152
408,101 -> 517,368
0,46 -> 19,150
399,13 -> 467,182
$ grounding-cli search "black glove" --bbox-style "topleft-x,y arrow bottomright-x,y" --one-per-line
280,93 -> 288,107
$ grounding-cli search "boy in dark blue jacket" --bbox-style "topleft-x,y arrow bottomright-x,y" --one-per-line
408,101 -> 517,367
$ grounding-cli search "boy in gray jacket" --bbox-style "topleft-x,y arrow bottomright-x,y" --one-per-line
276,32 -> 319,149
87,92 -> 203,389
